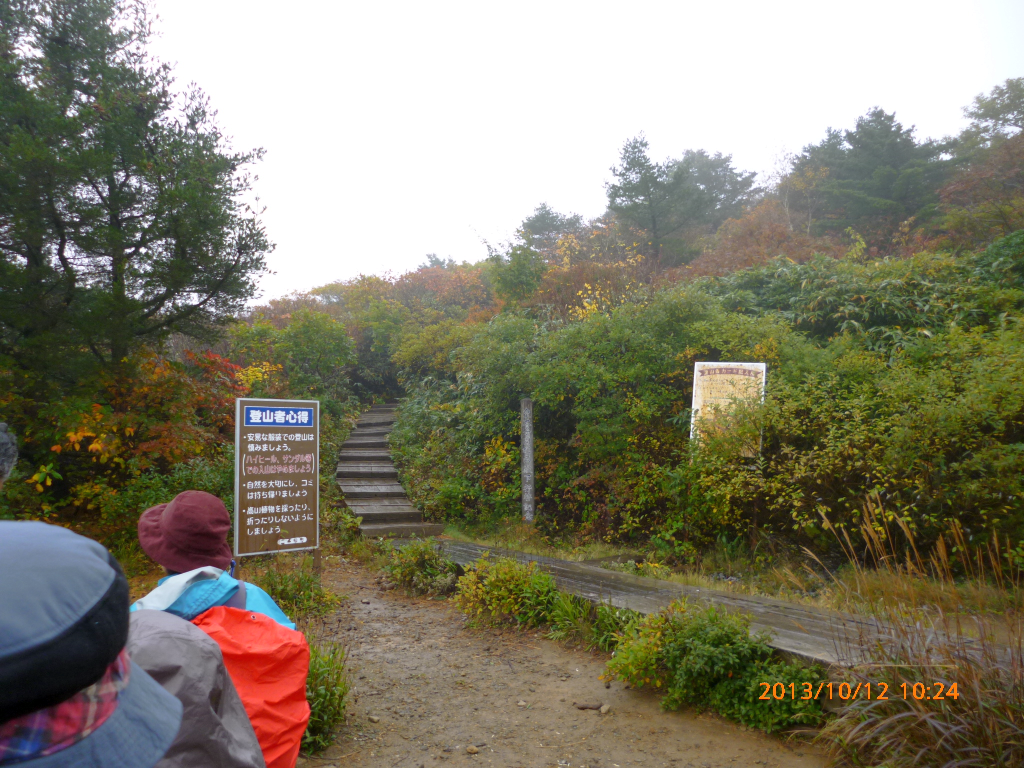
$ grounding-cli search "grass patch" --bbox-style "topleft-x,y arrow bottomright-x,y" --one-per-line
381,538 -> 460,596
303,642 -> 349,755
546,592 -> 593,646
443,521 -> 636,563
247,554 -> 341,622
813,494 -> 1024,766
592,604 -> 643,652
108,535 -> 157,578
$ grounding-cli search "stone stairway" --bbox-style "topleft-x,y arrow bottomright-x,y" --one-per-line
337,404 -> 444,539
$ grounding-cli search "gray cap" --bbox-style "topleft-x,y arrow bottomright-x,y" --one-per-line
0,521 -> 183,767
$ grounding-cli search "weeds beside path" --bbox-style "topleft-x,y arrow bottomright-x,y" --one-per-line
305,554 -> 826,768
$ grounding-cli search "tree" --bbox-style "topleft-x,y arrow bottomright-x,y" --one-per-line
0,0 -> 270,380
792,109 -> 946,246
606,135 -> 677,252
670,150 -> 758,230
520,203 -> 583,257
940,133 -> 1024,247
484,242 -> 548,305
230,310 -> 355,415
607,137 -> 758,266
660,150 -> 758,263
963,77 -> 1024,145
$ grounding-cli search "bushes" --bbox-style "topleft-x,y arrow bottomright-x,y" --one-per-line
392,236 -> 1024,558
606,599 -> 828,734
303,642 -> 349,754
453,554 -> 557,627
381,539 -> 460,596
378,548 -> 825,736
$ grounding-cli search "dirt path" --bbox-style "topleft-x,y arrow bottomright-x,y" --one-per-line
302,556 -> 827,768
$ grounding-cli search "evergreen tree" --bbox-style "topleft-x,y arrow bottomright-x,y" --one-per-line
792,108 -> 947,246
607,136 -> 757,266
0,0 -> 270,381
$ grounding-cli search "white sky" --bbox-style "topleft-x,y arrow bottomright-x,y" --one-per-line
148,0 -> 1024,300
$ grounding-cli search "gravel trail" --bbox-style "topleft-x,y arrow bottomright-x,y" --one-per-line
301,556 -> 827,768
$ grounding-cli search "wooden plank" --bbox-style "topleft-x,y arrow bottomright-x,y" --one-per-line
356,509 -> 423,524
345,497 -> 414,507
338,450 -> 391,461
336,467 -> 398,479
340,483 -> 407,498
437,540 -> 889,667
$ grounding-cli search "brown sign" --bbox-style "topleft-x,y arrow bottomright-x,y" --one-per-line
233,398 -> 319,557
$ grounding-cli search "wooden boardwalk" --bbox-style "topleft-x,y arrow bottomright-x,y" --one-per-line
436,540 -> 890,668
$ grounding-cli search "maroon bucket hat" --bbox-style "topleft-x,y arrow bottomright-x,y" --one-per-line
138,491 -> 232,573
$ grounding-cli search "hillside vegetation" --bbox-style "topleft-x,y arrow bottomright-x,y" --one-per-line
2,0 -> 1022,574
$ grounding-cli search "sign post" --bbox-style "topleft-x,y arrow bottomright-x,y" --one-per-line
521,397 -> 535,523
234,398 -> 320,558
690,363 -> 766,456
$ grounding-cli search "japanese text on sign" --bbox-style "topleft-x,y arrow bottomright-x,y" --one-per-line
234,399 -> 319,557
243,406 -> 314,427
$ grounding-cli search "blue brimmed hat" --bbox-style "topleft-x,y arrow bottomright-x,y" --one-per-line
0,522 -> 182,767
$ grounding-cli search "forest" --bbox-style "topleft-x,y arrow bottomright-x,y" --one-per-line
1,0 -> 1023,575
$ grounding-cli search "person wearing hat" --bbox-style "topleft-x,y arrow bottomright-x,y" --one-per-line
132,491 -> 293,628
0,521 -> 183,768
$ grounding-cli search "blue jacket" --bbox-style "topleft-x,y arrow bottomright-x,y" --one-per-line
131,571 -> 295,630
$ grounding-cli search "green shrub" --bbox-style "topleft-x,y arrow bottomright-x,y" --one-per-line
381,539 -> 459,596
606,599 -> 827,733
303,642 -> 349,754
71,452 -> 234,540
453,554 -> 557,627
605,609 -> 677,689
322,505 -> 362,544
390,241 -> 1024,557
714,659 -> 827,734
660,605 -> 773,709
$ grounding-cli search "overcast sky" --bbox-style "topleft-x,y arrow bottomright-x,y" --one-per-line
148,0 -> 1024,301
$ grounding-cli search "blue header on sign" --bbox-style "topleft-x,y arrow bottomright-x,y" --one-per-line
243,406 -> 315,427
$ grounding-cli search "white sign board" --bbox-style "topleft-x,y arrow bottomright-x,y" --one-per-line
690,363 -> 767,455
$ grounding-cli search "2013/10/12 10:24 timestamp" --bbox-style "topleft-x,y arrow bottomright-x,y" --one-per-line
759,681 -> 960,701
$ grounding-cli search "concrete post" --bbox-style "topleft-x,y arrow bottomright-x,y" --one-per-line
520,397 -> 534,522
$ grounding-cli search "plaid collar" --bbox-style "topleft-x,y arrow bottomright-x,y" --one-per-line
0,649 -> 131,764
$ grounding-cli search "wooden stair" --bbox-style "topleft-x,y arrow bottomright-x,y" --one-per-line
337,404 -> 444,539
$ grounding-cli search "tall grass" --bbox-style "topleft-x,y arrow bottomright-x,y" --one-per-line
248,554 -> 341,621
302,641 -> 350,755
818,494 -> 1024,767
